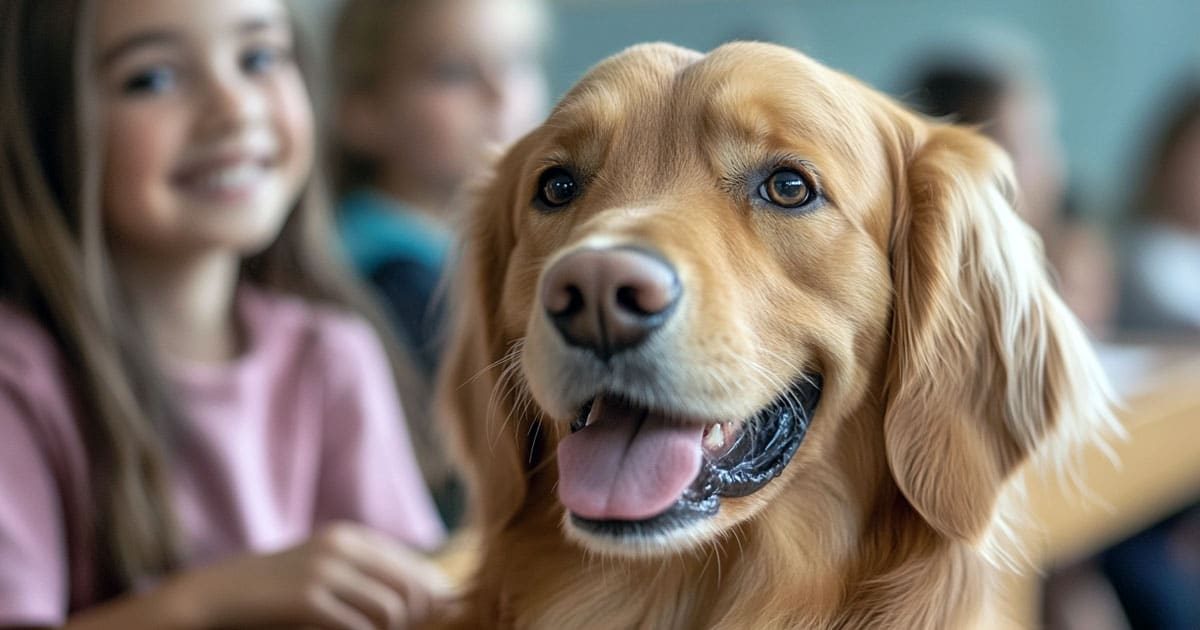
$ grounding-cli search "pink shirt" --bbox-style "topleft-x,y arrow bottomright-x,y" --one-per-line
0,287 -> 445,624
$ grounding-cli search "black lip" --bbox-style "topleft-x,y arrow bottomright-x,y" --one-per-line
569,374 -> 822,538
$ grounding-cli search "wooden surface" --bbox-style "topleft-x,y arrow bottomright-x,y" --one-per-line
999,344 -> 1200,628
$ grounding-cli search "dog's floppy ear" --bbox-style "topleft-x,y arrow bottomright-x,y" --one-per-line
437,139 -> 535,533
884,123 -> 1112,544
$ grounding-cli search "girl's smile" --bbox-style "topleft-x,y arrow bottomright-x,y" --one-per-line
170,144 -> 280,206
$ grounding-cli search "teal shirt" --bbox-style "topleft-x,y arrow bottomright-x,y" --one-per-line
336,189 -> 452,378
337,189 -> 450,277
336,189 -> 464,529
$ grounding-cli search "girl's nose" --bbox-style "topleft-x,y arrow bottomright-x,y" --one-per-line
199,69 -> 265,136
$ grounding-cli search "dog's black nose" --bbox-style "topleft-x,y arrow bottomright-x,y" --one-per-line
541,247 -> 681,360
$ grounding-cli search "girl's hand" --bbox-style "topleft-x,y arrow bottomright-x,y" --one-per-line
163,522 -> 451,630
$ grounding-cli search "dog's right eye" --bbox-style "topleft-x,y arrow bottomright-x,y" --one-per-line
758,168 -> 815,209
536,168 -> 579,209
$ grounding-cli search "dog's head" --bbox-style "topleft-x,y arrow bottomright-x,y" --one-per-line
441,42 -> 1112,559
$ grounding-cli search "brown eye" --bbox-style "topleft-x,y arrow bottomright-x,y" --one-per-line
537,168 -> 579,209
758,169 -> 813,208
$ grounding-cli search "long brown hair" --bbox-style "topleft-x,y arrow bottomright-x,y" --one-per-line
0,0 -> 434,600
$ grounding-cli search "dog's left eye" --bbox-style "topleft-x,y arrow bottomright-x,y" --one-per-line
758,169 -> 814,208
536,168 -> 579,209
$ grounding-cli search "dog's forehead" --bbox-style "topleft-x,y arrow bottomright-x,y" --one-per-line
687,43 -> 859,108
543,42 -> 887,181
551,42 -> 875,139
693,44 -> 878,138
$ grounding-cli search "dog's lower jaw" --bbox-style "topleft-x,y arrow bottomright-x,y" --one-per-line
447,483 -> 989,630
486,415 -> 983,629
560,508 -> 725,558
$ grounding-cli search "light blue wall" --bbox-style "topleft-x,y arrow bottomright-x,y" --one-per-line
546,0 -> 1200,218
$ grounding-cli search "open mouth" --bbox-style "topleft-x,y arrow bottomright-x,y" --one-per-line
557,375 -> 822,539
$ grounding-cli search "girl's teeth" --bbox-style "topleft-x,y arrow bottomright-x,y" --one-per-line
196,163 -> 261,191
703,422 -> 726,451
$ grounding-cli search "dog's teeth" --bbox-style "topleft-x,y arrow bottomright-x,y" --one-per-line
581,399 -> 597,427
703,423 -> 726,451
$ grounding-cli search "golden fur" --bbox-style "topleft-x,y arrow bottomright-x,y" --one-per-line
434,42 -> 1115,629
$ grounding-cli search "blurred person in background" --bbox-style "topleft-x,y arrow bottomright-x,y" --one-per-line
1117,78 -> 1200,334
330,0 -> 551,529
903,46 -> 1117,336
0,0 -> 446,625
1085,75 -> 1200,630
331,0 -> 550,378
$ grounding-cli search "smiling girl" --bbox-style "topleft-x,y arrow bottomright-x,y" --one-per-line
0,0 -> 445,627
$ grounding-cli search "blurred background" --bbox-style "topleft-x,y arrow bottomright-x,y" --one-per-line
293,1 -> 1200,628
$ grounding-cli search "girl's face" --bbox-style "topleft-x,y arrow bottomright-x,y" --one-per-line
344,0 -> 548,204
95,0 -> 313,259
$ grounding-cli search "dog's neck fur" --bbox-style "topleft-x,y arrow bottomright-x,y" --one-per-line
454,398 -> 992,630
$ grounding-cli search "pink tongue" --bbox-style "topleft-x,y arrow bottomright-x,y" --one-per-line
557,397 -> 704,521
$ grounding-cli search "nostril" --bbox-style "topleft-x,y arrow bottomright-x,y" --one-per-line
549,284 -> 586,317
615,286 -> 651,316
614,272 -> 679,318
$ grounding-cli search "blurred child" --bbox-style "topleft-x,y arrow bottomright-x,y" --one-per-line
331,0 -> 550,530
905,48 -> 1117,335
332,0 -> 550,379
0,0 -> 445,626
1098,77 -> 1200,630
1117,78 -> 1200,334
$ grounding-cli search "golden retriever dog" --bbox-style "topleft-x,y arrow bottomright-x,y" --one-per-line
435,41 -> 1115,629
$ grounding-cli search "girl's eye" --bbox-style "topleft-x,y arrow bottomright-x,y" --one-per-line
241,46 -> 290,75
123,66 -> 176,95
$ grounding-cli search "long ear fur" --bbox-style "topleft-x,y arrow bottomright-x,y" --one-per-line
885,124 -> 1115,544
437,140 -> 537,534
